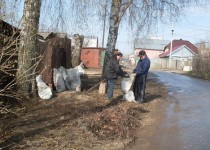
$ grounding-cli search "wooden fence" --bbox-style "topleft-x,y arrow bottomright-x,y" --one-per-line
150,58 -> 192,70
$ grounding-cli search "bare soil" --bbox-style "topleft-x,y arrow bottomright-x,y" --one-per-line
0,72 -> 167,150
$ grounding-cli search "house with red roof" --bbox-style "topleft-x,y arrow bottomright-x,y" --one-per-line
159,39 -> 198,60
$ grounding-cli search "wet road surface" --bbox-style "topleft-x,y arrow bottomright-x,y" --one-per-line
128,71 -> 210,150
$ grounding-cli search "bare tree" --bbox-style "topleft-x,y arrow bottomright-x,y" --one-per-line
1,0 -> 202,98
101,0 -> 200,75
0,0 -> 6,20
193,40 -> 210,79
102,0 -> 131,76
71,34 -> 84,67
34,0 -> 200,76
0,19 -> 21,114
16,0 -> 42,98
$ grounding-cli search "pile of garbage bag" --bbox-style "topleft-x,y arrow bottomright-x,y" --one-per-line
36,63 -> 85,99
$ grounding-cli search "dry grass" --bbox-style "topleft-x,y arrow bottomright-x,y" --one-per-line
0,73 -> 167,150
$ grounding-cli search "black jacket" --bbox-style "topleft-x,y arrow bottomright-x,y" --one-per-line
105,57 -> 125,79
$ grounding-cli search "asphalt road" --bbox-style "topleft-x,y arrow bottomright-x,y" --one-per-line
128,71 -> 210,150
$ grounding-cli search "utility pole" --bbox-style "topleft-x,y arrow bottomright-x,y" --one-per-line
169,26 -> 174,69
102,0 -> 107,48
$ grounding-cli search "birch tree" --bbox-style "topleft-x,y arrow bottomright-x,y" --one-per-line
35,0 -> 200,75
1,0 -> 201,97
102,0 -> 199,75
16,0 -> 42,98
0,0 -> 6,20
102,0 -> 131,75
71,34 -> 84,68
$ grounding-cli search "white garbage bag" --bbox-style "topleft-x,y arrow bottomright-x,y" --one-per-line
66,62 -> 85,91
53,68 -> 66,92
58,66 -> 71,90
121,74 -> 136,101
36,75 -> 52,99
121,74 -> 136,94
53,63 -> 85,92
123,91 -> 135,102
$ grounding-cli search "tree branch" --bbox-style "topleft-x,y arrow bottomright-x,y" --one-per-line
118,0 -> 133,23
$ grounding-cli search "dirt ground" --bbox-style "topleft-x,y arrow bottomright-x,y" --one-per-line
0,71 -> 167,150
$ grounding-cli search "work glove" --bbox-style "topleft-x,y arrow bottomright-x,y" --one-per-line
124,73 -> 130,78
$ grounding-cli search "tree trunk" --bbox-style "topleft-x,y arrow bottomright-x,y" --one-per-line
102,0 -> 122,77
0,0 -> 6,20
71,34 -> 84,68
16,0 -> 41,98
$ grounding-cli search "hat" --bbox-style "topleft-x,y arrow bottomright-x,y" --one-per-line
138,50 -> 146,56
113,52 -> 123,57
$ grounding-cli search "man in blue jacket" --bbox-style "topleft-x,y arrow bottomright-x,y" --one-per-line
133,50 -> 150,103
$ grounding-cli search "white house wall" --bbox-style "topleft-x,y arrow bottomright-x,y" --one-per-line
83,38 -> 98,47
172,46 -> 194,60
69,36 -> 98,47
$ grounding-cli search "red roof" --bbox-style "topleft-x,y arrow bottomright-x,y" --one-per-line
159,39 -> 198,58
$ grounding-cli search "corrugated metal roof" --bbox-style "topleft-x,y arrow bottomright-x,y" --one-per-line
38,32 -> 67,40
37,32 -> 54,39
134,38 -> 170,51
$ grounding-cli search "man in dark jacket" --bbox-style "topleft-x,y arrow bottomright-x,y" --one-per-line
105,52 -> 128,100
133,50 -> 150,103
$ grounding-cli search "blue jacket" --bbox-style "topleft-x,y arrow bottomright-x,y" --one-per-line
134,56 -> 150,75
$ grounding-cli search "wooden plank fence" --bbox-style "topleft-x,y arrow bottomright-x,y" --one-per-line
150,58 -> 192,70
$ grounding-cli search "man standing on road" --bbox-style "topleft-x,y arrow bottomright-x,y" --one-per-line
133,50 -> 150,103
105,52 -> 129,100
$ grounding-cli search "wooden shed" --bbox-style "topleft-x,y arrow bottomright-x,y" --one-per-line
0,20 -> 20,88
37,33 -> 71,86
81,47 -> 105,68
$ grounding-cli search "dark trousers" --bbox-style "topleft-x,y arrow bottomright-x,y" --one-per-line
133,75 -> 147,102
107,79 -> 115,100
